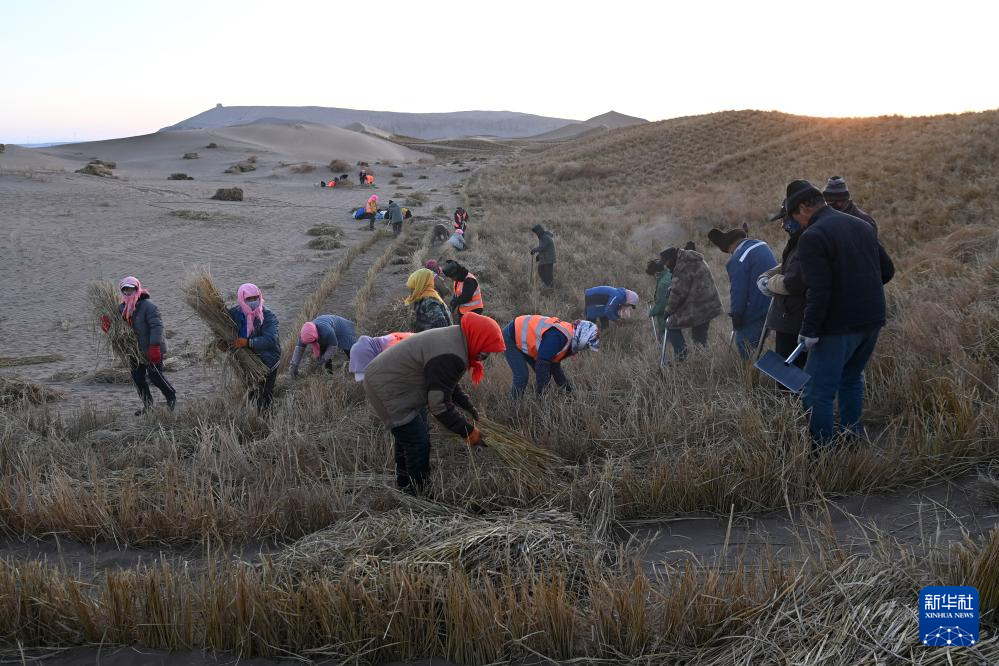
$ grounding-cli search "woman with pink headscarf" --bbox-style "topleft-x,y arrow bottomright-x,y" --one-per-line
100,275 -> 177,415
364,194 -> 379,231
289,314 -> 357,378
226,283 -> 280,412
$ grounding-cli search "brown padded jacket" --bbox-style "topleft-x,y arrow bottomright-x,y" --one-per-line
363,325 -> 476,437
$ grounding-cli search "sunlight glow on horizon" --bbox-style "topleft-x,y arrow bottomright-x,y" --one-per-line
2,0 -> 997,142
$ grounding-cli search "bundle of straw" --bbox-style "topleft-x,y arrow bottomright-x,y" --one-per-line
469,417 -> 564,480
0,376 -> 65,407
87,281 -> 142,367
181,268 -> 268,385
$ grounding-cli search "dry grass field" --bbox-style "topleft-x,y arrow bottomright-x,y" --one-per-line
1,110 -> 997,664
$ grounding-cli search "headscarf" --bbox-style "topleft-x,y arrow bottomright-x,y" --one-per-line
300,321 -> 321,359
424,260 -> 440,274
459,312 -> 505,385
349,332 -> 413,381
624,289 -> 639,306
571,320 -> 600,353
236,283 -> 265,337
118,275 -> 149,323
405,268 -> 446,306
368,194 -> 379,204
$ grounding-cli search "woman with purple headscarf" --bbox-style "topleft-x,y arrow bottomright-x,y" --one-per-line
348,332 -> 413,382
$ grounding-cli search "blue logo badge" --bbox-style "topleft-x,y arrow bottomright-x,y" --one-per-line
919,586 -> 978,646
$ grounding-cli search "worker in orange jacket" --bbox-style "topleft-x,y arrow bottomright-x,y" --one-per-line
502,315 -> 600,398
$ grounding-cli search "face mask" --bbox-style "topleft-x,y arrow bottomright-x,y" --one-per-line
245,298 -> 260,310
783,219 -> 802,235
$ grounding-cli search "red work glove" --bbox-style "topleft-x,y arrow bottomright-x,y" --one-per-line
233,338 -> 249,349
147,344 -> 162,364
466,427 -> 483,447
100,315 -> 112,333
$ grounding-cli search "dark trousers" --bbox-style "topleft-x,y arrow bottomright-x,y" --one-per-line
363,212 -> 376,230
391,408 -> 431,493
803,329 -> 880,445
666,322 -> 710,360
252,368 -> 278,413
392,221 -> 402,236
538,263 -> 554,287
775,331 -> 807,369
130,362 -> 175,407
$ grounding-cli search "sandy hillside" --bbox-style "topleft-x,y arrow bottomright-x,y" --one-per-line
0,134 -> 470,413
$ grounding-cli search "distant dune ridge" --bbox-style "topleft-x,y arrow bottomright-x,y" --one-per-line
528,110 -> 649,141
161,104 -> 581,140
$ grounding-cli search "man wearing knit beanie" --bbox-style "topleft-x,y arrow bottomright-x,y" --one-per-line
707,223 -> 777,359
784,179 -> 895,447
822,175 -> 877,232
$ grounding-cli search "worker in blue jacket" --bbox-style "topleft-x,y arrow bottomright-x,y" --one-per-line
584,285 -> 639,329
708,225 -> 777,358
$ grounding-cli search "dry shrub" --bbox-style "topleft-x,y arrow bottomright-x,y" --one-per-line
224,161 -> 255,174
76,163 -> 115,178
288,163 -> 315,174
0,354 -> 63,368
0,376 -> 64,406
0,143 -> 5,154
170,209 -> 211,221
167,173 -> 193,180
307,237 -> 342,250
328,159 -> 350,172
392,171 -> 404,178
205,142 -> 218,149
211,187 -> 243,201
306,224 -> 342,237
182,152 -> 199,160
552,161 -> 613,182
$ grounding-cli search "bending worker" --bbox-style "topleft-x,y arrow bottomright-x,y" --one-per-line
502,314 -> 600,399
584,285 -> 639,329
348,332 -> 412,382
442,259 -> 484,319
290,314 -> 357,377
363,312 -> 505,494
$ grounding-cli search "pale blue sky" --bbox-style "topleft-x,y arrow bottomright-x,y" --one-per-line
3,0 -> 998,142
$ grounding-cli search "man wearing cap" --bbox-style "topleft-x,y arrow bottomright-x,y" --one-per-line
707,224 -> 778,359
822,176 -> 877,232
785,179 -> 895,445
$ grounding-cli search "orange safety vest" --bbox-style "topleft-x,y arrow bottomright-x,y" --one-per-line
365,174 -> 374,185
453,272 -> 484,314
514,315 -> 575,362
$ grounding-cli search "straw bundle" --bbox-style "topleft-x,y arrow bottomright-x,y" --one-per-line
181,268 -> 268,385
0,376 -> 65,407
87,281 -> 142,367
469,417 -> 564,479
273,508 -> 600,578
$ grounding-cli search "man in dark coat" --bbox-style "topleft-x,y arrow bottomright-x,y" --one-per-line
786,180 -> 895,445
530,224 -> 556,287
822,176 -> 877,232
758,199 -> 808,370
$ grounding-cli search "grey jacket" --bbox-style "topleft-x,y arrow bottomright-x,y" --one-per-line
363,326 -> 476,437
388,202 -> 404,223
118,296 -> 166,357
532,228 -> 557,265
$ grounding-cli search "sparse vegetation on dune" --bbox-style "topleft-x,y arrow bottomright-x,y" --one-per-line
1,110 -> 997,661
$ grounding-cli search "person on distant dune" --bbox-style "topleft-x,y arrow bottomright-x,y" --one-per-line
502,314 -> 600,399
530,224 -> 556,287
405,268 -> 453,332
584,285 -> 639,329
364,194 -> 379,230
289,314 -> 357,378
659,246 -> 722,360
226,283 -> 280,413
707,223 -> 777,359
100,275 -> 177,416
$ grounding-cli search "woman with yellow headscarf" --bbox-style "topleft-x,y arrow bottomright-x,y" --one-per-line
405,268 -> 453,332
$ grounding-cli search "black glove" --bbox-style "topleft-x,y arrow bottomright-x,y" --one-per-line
530,248 -> 538,255
469,407 -> 480,421
731,313 -> 744,331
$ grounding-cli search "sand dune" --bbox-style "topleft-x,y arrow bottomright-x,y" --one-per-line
0,144 -> 78,172
528,110 -> 648,141
36,122 -> 423,171
163,104 -> 575,139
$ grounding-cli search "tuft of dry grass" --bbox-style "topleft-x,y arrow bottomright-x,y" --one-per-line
0,354 -> 64,368
328,159 -> 350,173
211,187 -> 243,201
0,376 -> 64,406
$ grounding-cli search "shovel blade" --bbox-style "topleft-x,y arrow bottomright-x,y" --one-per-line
754,351 -> 811,393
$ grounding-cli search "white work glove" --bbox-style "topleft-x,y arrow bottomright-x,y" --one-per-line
756,275 -> 773,297
798,334 -> 820,350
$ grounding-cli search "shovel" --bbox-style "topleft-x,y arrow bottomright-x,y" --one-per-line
754,343 -> 810,393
